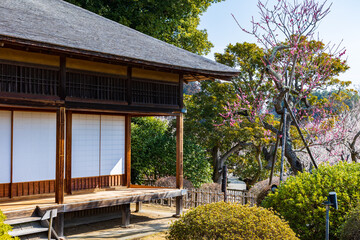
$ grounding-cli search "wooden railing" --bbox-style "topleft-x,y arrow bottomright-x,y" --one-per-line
151,189 -> 255,208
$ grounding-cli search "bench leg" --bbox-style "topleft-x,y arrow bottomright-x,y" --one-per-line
121,203 -> 131,227
54,212 -> 64,237
135,202 -> 142,212
174,196 -> 183,217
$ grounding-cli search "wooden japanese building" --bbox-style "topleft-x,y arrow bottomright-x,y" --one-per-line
0,0 -> 238,238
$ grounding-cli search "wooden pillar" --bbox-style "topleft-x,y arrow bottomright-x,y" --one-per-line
65,110 -> 72,194
179,74 -> 184,109
121,203 -> 131,227
127,67 -> 132,105
55,107 -> 65,204
135,202 -> 142,212
9,111 -> 13,198
59,56 -> 66,100
175,113 -> 184,216
54,212 -> 64,237
125,115 -> 131,187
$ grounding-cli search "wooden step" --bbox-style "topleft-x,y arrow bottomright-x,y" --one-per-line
4,216 -> 42,225
9,226 -> 49,237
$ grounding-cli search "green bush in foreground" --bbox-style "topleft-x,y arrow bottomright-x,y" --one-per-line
167,202 -> 298,240
0,210 -> 16,240
262,162 -> 360,240
339,205 -> 360,240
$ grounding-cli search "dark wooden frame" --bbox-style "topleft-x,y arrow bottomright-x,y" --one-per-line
55,107 -> 65,204
0,46 -> 185,215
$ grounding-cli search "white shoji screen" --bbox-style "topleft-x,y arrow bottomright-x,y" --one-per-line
0,110 -> 11,183
100,115 -> 125,175
13,111 -> 56,182
71,114 -> 100,178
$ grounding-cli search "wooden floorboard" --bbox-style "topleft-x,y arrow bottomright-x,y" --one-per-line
0,187 -> 186,219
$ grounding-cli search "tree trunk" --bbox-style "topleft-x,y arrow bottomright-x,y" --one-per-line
212,146 -> 222,183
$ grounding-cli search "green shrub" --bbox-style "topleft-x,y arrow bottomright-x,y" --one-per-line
262,162 -> 360,240
339,205 -> 360,240
167,202 -> 298,240
0,210 -> 16,240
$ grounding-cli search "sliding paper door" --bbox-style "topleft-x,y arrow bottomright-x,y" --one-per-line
100,115 -> 125,175
72,114 -> 100,178
71,114 -> 125,178
0,110 -> 11,183
13,111 -> 56,182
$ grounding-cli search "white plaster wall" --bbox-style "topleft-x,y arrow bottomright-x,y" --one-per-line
0,111 -> 11,183
13,111 -> 56,182
100,115 -> 125,175
72,114 -> 100,178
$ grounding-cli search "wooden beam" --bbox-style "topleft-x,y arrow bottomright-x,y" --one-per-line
176,113 -> 184,189
125,115 -> 131,187
57,190 -> 186,213
127,67 -> 132,105
65,110 -> 72,194
179,74 -> 184,109
59,56 -> 66,100
55,107 -> 65,204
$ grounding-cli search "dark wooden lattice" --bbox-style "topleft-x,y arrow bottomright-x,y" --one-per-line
66,71 -> 126,102
0,62 -> 58,95
132,79 -> 179,105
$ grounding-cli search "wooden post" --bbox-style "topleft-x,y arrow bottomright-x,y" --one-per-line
222,165 -> 227,202
179,74 -> 184,109
121,203 -> 131,227
55,107 -> 65,204
175,113 -> 184,216
135,202 -> 142,212
127,67 -> 132,105
65,110 -> 72,194
54,212 -> 64,237
10,111 -> 13,198
125,115 -> 131,187
59,56 -> 66,100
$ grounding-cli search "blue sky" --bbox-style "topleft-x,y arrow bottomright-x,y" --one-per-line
199,0 -> 360,86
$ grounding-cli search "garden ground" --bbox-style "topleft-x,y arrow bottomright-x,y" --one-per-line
65,203 -> 175,240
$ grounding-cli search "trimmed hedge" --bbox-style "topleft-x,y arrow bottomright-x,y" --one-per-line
167,201 -> 298,240
263,162 -> 360,240
339,205 -> 360,240
0,210 -> 16,239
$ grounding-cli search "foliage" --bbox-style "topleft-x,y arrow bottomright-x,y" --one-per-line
131,117 -> 212,188
339,204 -> 360,240
183,43 -> 285,185
0,210 -> 16,240
219,0 -> 351,175
167,201 -> 299,240
262,162 -> 360,240
184,77 -> 274,185
183,82 -> 201,95
65,0 -> 223,55
199,182 -> 221,192
249,177 -> 284,205
308,99 -> 360,165
155,176 -> 194,189
184,81 -> 239,183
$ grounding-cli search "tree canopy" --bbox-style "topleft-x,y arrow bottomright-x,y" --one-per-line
218,0 -> 352,183
65,0 -> 224,55
131,117 -> 212,188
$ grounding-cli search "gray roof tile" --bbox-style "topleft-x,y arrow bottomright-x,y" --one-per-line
0,0 -> 239,77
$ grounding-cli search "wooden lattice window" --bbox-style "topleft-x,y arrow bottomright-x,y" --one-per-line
0,62 -> 58,96
66,71 -> 126,102
132,79 -> 179,105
